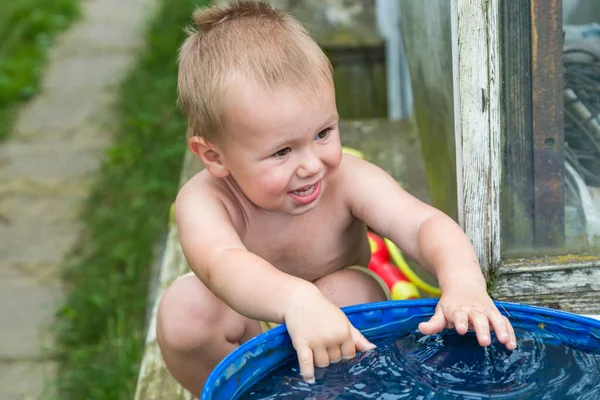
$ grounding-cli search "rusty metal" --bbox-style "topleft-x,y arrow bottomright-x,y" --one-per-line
501,0 -> 534,251
530,0 -> 565,247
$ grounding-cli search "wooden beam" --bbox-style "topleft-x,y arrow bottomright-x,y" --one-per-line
493,258 -> 600,314
399,0 -> 458,221
530,0 -> 565,247
451,0 -> 502,277
134,151 -> 201,400
501,0 -> 535,251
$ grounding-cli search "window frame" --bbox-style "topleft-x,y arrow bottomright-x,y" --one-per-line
451,0 -> 600,313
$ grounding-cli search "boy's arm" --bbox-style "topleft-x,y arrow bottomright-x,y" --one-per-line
175,178 -> 375,381
342,155 -> 516,350
176,182 -> 303,323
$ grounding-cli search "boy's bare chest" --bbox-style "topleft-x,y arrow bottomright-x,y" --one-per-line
239,209 -> 369,281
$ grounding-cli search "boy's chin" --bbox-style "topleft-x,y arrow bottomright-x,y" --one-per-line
258,201 -> 319,216
254,190 -> 324,215
286,198 -> 321,215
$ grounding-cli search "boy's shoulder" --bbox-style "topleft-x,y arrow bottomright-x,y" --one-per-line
174,168 -> 250,235
337,152 -> 372,183
176,169 -> 235,213
335,152 -> 396,203
326,152 -> 371,199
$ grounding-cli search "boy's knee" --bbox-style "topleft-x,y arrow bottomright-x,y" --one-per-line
314,268 -> 387,308
157,275 -> 217,353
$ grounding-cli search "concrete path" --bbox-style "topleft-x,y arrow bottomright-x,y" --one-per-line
0,0 -> 156,398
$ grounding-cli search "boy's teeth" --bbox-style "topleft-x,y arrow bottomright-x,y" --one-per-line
294,184 -> 315,195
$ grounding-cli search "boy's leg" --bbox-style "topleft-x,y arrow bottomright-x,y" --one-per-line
157,268 -> 384,396
313,267 -> 388,308
156,273 -> 262,396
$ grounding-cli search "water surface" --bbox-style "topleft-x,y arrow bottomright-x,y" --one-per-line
239,329 -> 600,399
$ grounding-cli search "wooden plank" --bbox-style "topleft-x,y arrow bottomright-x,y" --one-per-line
327,45 -> 387,118
134,150 -> 201,400
496,264 -> 599,297
278,0 -> 386,118
500,0 -> 535,251
399,0 -> 458,221
134,224 -> 194,400
492,256 -> 600,314
501,255 -> 600,274
451,0 -> 502,277
493,291 -> 600,315
212,0 -> 386,118
530,0 -> 565,247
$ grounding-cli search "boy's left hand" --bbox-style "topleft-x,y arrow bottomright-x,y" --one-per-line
417,287 -> 517,350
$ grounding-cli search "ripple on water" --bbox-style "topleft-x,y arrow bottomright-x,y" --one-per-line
238,329 -> 600,400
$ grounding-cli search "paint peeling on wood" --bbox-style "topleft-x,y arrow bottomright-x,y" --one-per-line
492,256 -> 600,315
493,290 -> 600,315
451,0 -> 502,277
502,255 -> 600,272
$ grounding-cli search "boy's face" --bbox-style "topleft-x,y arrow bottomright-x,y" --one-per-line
218,81 -> 342,215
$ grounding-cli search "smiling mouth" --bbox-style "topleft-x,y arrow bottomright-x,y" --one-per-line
288,180 -> 322,205
291,183 -> 317,196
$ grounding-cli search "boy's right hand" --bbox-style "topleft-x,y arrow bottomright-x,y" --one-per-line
283,288 -> 376,383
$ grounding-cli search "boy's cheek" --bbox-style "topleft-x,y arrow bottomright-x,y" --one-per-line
253,176 -> 289,197
327,151 -> 343,174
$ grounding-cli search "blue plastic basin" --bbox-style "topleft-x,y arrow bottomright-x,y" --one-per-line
201,299 -> 600,399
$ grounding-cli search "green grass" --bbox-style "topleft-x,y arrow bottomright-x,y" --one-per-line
52,0 -> 209,398
0,0 -> 79,140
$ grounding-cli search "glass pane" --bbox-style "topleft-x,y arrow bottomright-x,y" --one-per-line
563,1 -> 600,247
501,0 -> 600,258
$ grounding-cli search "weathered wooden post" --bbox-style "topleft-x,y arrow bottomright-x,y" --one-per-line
398,0 -> 458,220
265,0 -> 388,118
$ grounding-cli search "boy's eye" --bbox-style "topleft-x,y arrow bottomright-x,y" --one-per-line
315,128 -> 331,140
273,147 -> 291,158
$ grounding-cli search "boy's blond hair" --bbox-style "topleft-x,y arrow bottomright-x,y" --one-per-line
178,0 -> 333,140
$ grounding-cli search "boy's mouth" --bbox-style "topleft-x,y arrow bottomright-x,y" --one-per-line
288,180 -> 321,205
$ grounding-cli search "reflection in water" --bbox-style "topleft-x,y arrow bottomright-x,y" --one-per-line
240,329 -> 600,399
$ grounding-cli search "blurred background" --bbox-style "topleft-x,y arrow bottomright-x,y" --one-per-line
1,0 -> 599,399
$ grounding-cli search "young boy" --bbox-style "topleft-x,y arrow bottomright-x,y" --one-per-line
157,0 -> 517,396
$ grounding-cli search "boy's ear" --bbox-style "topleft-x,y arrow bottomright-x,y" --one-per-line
188,136 -> 230,178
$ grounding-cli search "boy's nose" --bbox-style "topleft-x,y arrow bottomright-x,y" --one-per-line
296,151 -> 323,178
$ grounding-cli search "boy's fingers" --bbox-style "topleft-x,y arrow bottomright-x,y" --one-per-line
328,346 -> 342,364
351,327 -> 376,352
340,340 -> 356,360
486,309 -> 510,344
451,309 -> 469,334
505,316 -> 517,350
296,345 -> 315,383
418,308 -> 446,335
313,346 -> 330,368
484,310 -> 517,350
469,310 -> 491,346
